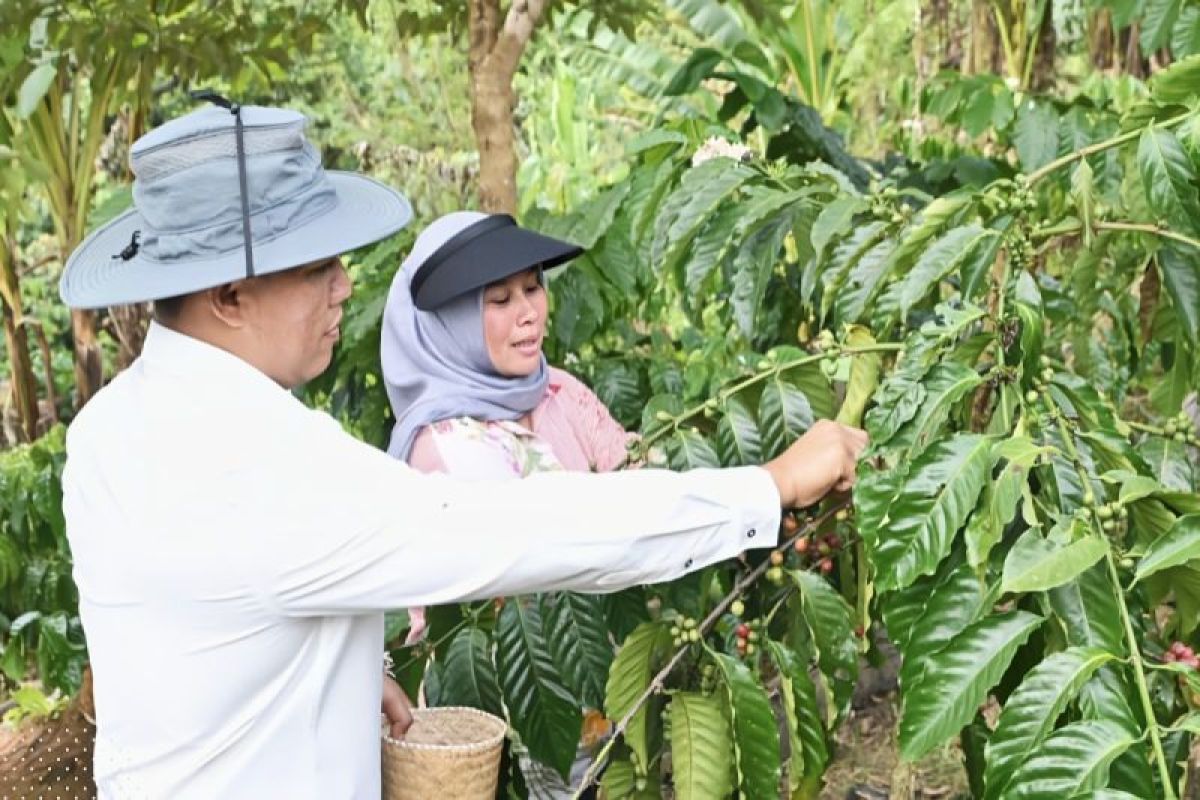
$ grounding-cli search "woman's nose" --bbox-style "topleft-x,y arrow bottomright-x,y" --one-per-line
331,259 -> 352,303
515,292 -> 539,323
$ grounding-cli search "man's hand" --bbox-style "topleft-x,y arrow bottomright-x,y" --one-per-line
763,420 -> 870,508
382,675 -> 414,739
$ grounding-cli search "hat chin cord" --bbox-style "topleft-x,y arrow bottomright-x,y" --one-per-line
190,90 -> 256,279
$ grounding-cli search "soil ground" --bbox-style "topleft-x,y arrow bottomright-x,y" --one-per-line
820,690 -> 970,800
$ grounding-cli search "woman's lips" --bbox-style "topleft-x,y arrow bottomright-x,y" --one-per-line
512,336 -> 541,356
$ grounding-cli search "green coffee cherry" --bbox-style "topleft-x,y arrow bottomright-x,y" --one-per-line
730,599 -> 745,617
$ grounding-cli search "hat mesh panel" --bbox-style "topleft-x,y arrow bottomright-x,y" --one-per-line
133,125 -> 305,183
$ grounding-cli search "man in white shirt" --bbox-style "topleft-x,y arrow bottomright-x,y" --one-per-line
59,101 -> 868,798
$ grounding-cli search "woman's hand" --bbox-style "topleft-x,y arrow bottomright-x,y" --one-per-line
763,420 -> 870,508
382,675 -> 414,739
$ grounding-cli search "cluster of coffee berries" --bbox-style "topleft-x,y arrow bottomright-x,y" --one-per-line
765,550 -> 786,583
1024,355 -> 1056,405
1164,410 -> 1199,446
734,620 -> 760,658
670,617 -> 701,648
1094,498 -> 1129,534
1164,641 -> 1199,669
793,530 -> 842,574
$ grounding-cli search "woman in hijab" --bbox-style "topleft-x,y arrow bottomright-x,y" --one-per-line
380,211 -> 629,797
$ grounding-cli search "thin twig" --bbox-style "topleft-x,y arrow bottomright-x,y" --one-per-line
1026,109 -> 1196,186
1033,219 -> 1200,251
570,500 -> 851,797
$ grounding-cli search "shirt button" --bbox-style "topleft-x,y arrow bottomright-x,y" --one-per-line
684,558 -> 693,568
747,528 -> 757,538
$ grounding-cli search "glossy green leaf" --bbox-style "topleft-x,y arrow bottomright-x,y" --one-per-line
606,622 -> 671,773
899,562 -> 987,690
497,600 -> 582,779
716,397 -> 762,466
731,211 -> 794,335
1150,53 -> 1200,103
966,437 -> 1048,569
1049,564 -> 1126,655
899,225 -> 994,315
1135,513 -> 1200,583
822,221 -> 888,320
890,362 -> 984,455
790,569 -> 858,722
653,158 -> 756,275
899,610 -> 1042,761
542,592 -> 613,709
667,428 -> 721,470
835,238 -> 898,323
1005,719 -> 1135,799
836,326 -> 882,428
669,692 -> 734,800
1138,128 -> 1200,239
891,193 -> 973,271
767,642 -> 829,795
866,433 -> 994,592
1157,244 -> 1200,348
712,652 -> 782,798
1140,0 -> 1182,52
983,647 -> 1116,800
1002,527 -> 1109,594
758,373 -> 814,458
439,626 -> 503,718
1015,100 -> 1059,170
809,195 -> 866,261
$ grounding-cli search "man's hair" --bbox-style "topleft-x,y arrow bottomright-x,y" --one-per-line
153,293 -> 190,322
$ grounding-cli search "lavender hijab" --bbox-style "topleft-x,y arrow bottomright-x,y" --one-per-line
382,212 -> 550,460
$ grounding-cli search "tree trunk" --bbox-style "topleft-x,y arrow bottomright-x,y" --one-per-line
466,0 -> 547,214
1030,1 -> 1057,91
108,304 -> 151,370
967,0 -> 1004,74
0,230 -> 39,443
70,311 -> 102,410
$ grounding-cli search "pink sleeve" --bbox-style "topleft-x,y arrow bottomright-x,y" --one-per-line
402,427 -> 444,645
550,368 -> 636,472
407,427 -> 448,474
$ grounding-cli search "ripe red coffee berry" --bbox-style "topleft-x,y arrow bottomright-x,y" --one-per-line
736,624 -> 750,639
826,534 -> 842,551
819,558 -> 834,574
794,537 -> 810,554
782,515 -> 799,534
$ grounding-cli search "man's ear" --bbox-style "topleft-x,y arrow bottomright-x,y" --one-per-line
206,281 -> 250,330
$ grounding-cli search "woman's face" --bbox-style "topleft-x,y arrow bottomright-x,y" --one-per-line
482,268 -> 547,377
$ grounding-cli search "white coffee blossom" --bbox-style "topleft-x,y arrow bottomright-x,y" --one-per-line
691,136 -> 753,167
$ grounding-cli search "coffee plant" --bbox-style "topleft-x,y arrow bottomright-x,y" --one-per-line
0,426 -> 85,697
403,54 -> 1200,799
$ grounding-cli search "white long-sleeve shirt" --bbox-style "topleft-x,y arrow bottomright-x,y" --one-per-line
62,322 -> 780,799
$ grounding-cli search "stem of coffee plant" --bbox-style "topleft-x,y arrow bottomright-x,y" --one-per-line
1032,219 -> 1200,251
570,500 -> 851,798
1050,399 -> 1177,798
637,343 -> 904,453
1026,109 -> 1198,186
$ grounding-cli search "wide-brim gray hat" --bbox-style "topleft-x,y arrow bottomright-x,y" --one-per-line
61,105 -> 413,309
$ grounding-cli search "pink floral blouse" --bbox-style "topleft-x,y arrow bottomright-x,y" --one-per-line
404,367 -> 633,641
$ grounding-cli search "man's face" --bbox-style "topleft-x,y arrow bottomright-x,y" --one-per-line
240,257 -> 351,388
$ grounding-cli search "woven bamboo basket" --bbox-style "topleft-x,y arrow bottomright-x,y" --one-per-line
382,706 -> 507,800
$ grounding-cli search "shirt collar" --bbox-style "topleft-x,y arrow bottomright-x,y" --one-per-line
139,320 -> 291,399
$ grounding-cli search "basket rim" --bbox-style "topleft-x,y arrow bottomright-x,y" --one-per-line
382,706 -> 509,753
